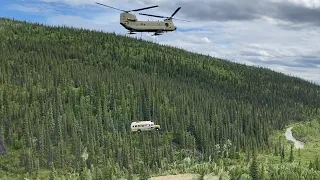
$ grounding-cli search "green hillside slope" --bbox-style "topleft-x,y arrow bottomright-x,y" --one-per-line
0,18 -> 320,179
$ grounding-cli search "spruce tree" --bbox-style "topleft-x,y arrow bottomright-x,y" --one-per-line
250,150 -> 259,180
281,145 -> 285,163
289,144 -> 294,162
139,164 -> 150,180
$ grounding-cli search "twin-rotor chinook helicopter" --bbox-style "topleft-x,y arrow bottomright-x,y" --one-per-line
95,2 -> 190,36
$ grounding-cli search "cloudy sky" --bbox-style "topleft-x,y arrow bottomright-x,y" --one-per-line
1,0 -> 320,84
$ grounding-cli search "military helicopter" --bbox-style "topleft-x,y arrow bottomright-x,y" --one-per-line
95,2 -> 190,36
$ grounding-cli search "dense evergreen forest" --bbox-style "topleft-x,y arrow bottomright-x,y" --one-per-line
0,18 -> 320,179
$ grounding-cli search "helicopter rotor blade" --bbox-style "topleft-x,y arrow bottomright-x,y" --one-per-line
131,5 -> 159,12
139,13 -> 191,22
170,7 -> 181,18
95,2 -> 126,12
172,18 -> 191,22
139,7 -> 190,22
139,13 -> 168,19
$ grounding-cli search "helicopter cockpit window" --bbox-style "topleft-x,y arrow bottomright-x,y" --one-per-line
165,23 -> 169,27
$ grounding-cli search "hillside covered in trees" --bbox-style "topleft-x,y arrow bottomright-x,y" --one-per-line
0,18 -> 320,179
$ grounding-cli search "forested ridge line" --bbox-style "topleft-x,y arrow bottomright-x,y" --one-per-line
0,17 -> 320,178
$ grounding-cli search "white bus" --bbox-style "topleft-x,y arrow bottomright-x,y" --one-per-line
130,121 -> 161,132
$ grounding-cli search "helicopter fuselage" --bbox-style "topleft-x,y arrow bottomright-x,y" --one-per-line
120,12 -> 176,33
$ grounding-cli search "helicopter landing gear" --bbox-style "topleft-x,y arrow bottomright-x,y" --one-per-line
127,31 -> 136,35
152,32 -> 163,36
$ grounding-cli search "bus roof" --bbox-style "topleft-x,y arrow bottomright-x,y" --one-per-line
131,121 -> 153,124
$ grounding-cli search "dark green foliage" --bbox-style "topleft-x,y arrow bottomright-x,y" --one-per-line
49,163 -> 57,180
0,128 -> 8,155
0,18 -> 320,178
250,151 -> 259,180
126,166 -> 134,180
289,144 -> 294,162
139,163 -> 150,180
309,156 -> 320,171
274,144 -> 278,156
265,163 -> 320,180
315,156 -> 320,171
198,169 -> 205,180
260,165 -> 266,180
281,145 -> 285,163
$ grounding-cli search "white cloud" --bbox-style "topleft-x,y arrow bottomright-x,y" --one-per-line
178,35 -> 212,44
271,0 -> 320,9
9,4 -> 56,14
153,18 -> 320,84
39,0 -> 96,6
